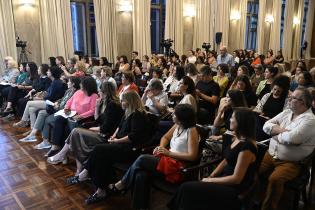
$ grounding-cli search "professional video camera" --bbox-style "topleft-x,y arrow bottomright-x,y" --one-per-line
160,39 -> 173,49
16,37 -> 28,63
202,42 -> 211,52
161,39 -> 177,57
16,37 -> 27,48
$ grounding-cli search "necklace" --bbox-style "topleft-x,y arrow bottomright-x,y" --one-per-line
176,127 -> 185,137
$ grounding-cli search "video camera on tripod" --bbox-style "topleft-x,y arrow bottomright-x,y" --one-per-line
16,37 -> 29,63
160,39 -> 178,58
202,42 -> 211,52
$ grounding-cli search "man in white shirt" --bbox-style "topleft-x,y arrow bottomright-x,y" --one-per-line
216,46 -> 235,67
142,79 -> 168,116
260,87 -> 315,210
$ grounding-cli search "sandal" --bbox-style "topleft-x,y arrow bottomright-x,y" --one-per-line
108,183 -> 127,196
85,193 -> 108,205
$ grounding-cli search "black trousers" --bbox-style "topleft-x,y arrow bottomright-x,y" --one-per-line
86,143 -> 140,189
121,154 -> 162,209
51,116 -> 77,147
167,182 -> 242,210
0,85 -> 10,106
7,87 -> 27,104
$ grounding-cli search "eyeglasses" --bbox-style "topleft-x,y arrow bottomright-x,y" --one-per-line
288,96 -> 303,102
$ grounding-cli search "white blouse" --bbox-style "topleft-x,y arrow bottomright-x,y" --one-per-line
169,127 -> 191,153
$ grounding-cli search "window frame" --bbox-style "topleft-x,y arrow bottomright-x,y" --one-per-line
70,0 -> 98,57
151,0 -> 165,54
245,0 -> 259,50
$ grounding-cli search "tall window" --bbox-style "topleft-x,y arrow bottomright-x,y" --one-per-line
280,0 -> 309,50
245,0 -> 259,50
301,0 -> 309,45
151,0 -> 166,54
280,0 -> 286,49
70,0 -> 98,57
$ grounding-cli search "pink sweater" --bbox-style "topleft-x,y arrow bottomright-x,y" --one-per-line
65,90 -> 98,118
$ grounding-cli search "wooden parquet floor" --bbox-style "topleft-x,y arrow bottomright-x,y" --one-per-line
0,119 -> 169,210
0,118 -> 314,210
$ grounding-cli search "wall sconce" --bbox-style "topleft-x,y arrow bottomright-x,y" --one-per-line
19,0 -> 35,6
230,11 -> 241,21
183,4 -> 195,17
293,17 -> 300,25
265,15 -> 274,23
117,0 -> 132,12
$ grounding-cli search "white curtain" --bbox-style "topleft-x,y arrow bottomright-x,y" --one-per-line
256,0 -> 267,54
132,0 -> 151,58
94,0 -> 117,63
0,0 -> 17,72
39,0 -> 74,62
238,0 -> 248,49
269,0 -> 282,53
213,0 -> 230,47
292,0 -> 304,60
282,0 -> 295,61
304,0 -> 315,59
229,0 -> 247,49
165,0 -> 183,55
193,0 -> 214,50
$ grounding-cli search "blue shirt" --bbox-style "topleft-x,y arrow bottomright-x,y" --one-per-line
217,53 -> 235,67
44,79 -> 67,102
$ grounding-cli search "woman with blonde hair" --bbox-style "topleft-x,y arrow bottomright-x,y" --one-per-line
62,61 -> 86,77
47,82 -> 124,174
66,91 -> 154,198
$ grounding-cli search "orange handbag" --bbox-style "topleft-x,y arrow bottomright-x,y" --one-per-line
156,155 -> 184,184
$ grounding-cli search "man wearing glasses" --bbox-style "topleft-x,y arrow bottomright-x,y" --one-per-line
216,46 -> 235,67
259,87 -> 315,210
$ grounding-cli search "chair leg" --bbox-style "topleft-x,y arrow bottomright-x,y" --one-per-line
293,191 -> 300,210
302,187 -> 308,206
308,168 -> 314,201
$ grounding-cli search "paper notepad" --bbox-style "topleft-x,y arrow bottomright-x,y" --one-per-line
54,109 -> 77,118
0,82 -> 9,85
45,100 -> 55,106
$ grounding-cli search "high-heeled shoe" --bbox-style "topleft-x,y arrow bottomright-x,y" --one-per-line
47,156 -> 68,165
108,183 -> 127,196
85,193 -> 109,205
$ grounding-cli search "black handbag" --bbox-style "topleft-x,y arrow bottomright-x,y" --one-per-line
46,105 -> 56,115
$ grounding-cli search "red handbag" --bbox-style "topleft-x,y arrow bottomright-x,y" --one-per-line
156,155 -> 184,184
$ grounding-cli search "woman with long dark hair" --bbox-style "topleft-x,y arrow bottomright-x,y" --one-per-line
67,91 -> 153,201
47,82 -> 124,174
45,76 -> 98,157
168,108 -> 258,210
256,66 -> 279,99
235,75 -> 257,107
1,62 -> 39,119
209,89 -> 248,140
94,104 -> 199,209
20,77 -> 80,144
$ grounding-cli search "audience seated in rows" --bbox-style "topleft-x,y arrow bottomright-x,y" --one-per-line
1,45 -> 314,210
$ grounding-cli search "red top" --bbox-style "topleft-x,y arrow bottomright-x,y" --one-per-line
118,82 -> 139,97
251,57 -> 261,66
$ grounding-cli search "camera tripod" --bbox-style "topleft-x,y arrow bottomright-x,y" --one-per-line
18,47 -> 29,64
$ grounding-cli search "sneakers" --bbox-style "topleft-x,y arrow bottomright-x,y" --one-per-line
19,135 -> 37,142
1,113 -> 15,121
34,141 -> 51,150
13,120 -> 30,128
21,130 -> 32,137
0,108 -> 13,117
